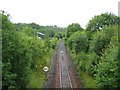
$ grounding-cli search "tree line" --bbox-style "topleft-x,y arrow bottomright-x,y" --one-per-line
1,11 -> 65,89
65,12 -> 119,88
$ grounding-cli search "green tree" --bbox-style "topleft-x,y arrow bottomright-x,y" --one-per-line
86,13 -> 120,32
74,31 -> 89,54
66,23 -> 83,39
96,40 -> 118,87
2,12 -> 17,89
89,25 -> 117,56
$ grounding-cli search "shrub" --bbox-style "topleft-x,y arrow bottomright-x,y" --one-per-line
95,32 -> 119,88
89,25 -> 117,56
74,31 -> 89,54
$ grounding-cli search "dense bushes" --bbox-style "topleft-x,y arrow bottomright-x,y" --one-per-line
2,12 -> 59,89
2,14 -> 18,89
65,13 -> 119,88
95,34 -> 119,87
66,31 -> 89,54
74,31 -> 89,54
67,31 -> 80,51
89,25 -> 117,56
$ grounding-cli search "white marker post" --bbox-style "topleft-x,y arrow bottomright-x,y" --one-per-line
43,66 -> 49,79
43,66 -> 49,72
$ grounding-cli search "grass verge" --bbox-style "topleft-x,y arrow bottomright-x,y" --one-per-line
28,49 -> 54,88
79,71 -> 98,88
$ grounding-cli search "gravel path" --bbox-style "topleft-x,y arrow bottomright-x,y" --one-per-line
45,40 -> 81,89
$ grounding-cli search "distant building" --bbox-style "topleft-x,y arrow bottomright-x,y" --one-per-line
37,32 -> 45,39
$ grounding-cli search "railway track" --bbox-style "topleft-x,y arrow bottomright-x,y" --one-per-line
59,43 -> 73,89
45,40 -> 81,88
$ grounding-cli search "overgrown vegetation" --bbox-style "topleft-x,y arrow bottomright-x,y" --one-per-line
1,11 -> 119,89
65,13 -> 119,88
1,12 -> 65,89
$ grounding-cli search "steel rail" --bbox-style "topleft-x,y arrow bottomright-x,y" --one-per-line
59,50 -> 73,89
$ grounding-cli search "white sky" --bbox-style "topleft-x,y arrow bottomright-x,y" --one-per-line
0,0 -> 119,28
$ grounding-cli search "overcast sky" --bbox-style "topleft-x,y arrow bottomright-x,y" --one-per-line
0,0 -> 119,28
